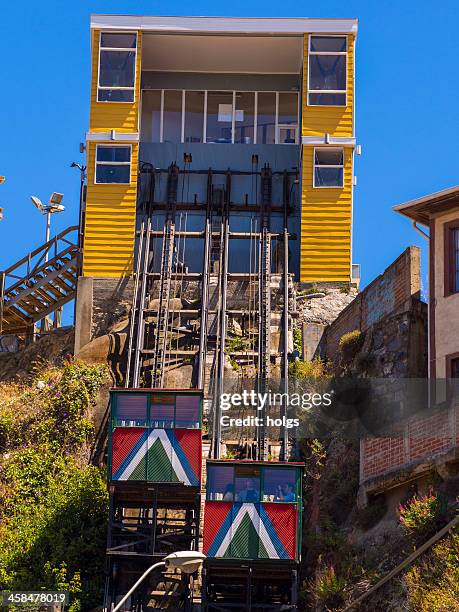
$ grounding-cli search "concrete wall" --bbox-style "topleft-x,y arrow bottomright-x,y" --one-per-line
74,277 -> 134,354
433,210 -> 459,377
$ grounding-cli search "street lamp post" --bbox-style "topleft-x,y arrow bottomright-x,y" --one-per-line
0,175 -> 5,221
30,192 -> 65,260
30,193 -> 65,329
112,551 -> 206,612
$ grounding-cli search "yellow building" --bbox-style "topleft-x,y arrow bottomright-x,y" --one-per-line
83,15 -> 357,276
76,15 -> 358,350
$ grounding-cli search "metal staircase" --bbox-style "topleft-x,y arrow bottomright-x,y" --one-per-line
0,226 -> 79,337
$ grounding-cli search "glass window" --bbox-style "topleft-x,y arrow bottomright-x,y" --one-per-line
309,35 -> 347,106
310,36 -> 347,53
263,468 -> 296,503
115,394 -> 148,426
314,148 -> 344,188
207,465 -> 234,501
163,90 -> 183,143
234,92 -> 255,144
150,393 -> 175,428
235,466 -> 260,503
98,32 -> 136,103
257,93 -> 276,145
452,358 -> 459,378
141,90 -> 161,142
206,92 -> 233,143
278,92 -> 298,144
95,145 -> 131,184
278,93 -> 298,125
100,33 -> 137,48
175,395 -> 200,428
184,91 -> 205,143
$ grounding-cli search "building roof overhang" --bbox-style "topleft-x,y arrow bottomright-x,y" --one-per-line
393,186 -> 459,227
90,14 -> 358,36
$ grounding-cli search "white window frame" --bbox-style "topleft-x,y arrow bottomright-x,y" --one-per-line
140,89 -> 299,145
313,147 -> 344,189
97,31 -> 137,104
308,35 -> 347,108
94,144 -> 132,185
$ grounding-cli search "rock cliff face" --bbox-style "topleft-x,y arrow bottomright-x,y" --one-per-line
0,327 -> 74,381
297,285 -> 358,326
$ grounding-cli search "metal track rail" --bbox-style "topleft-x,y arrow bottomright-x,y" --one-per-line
257,165 -> 272,461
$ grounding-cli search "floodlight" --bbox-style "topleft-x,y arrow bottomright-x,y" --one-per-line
31,196 -> 44,211
0,176 -> 5,184
49,192 -> 64,206
48,203 -> 65,213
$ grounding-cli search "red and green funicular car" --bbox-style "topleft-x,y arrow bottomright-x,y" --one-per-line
203,460 -> 304,562
108,389 -> 203,486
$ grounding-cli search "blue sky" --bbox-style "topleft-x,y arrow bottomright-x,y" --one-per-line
1,0 -> 459,305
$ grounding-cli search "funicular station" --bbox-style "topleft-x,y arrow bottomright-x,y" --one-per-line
75,13 -> 357,610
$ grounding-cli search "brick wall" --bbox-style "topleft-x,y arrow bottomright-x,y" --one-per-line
324,247 -> 421,360
360,403 -> 458,482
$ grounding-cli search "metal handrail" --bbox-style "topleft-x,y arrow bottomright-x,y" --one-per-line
343,512 -> 459,610
2,225 -> 78,277
0,226 -> 79,335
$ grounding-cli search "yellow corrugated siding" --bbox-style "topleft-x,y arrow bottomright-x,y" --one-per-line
302,34 -> 354,138
300,147 -> 353,282
89,30 -> 142,133
82,142 -> 138,277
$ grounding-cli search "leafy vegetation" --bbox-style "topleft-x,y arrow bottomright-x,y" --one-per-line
0,361 -> 109,611
404,528 -> 459,611
293,326 -> 302,353
225,334 -> 254,353
399,489 -> 447,536
338,329 -> 365,362
288,358 -> 328,380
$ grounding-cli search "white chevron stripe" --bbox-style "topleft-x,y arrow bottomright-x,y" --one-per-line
214,503 -> 279,559
118,429 -> 191,484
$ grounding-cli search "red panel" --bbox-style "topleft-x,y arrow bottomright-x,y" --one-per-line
203,501 -> 232,555
264,503 -> 297,560
175,429 -> 202,481
111,427 -> 146,476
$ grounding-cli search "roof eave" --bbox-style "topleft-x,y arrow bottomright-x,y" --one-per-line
90,14 -> 358,36
393,186 -> 459,226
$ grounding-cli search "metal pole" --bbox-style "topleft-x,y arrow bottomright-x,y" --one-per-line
0,271 -> 5,335
197,214 -> 211,389
281,228 -> 289,461
112,561 -> 165,612
45,210 -> 51,261
214,215 -> 229,459
77,167 -> 86,276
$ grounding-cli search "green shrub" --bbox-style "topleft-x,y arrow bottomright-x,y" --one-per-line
0,361 -> 109,611
288,358 -> 328,380
338,329 -> 365,362
399,489 -> 447,536
312,565 -> 347,608
293,326 -> 302,353
404,529 -> 459,611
